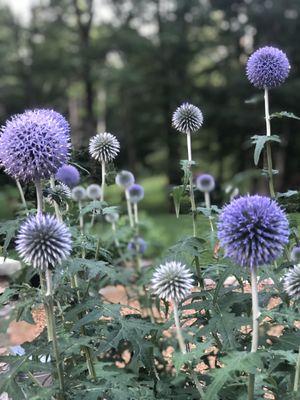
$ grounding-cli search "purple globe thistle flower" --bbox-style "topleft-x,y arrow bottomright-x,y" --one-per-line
38,109 -> 70,137
0,109 -> 70,182
128,237 -> 148,254
16,214 -> 72,270
86,184 -> 102,200
55,164 -> 80,188
128,184 -> 144,204
71,186 -> 86,202
291,246 -> 300,264
115,170 -> 135,189
89,132 -> 120,163
246,46 -> 290,89
218,195 -> 289,268
151,261 -> 194,303
196,174 -> 215,192
283,266 -> 300,300
172,102 -> 203,134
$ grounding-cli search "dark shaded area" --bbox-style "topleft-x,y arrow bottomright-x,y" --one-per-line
0,0 -> 299,192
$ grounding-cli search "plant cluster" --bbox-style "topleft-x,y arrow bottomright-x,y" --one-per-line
0,47 -> 299,400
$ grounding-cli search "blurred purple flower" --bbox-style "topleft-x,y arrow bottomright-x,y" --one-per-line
16,213 -> 72,270
0,109 -> 70,182
56,164 -> 80,188
196,173 -> 215,192
246,46 -> 290,89
291,246 -> 300,264
218,195 -> 289,268
128,184 -> 144,203
115,170 -> 135,188
128,237 -> 147,254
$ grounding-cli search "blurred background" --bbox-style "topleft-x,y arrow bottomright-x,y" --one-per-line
0,0 -> 300,219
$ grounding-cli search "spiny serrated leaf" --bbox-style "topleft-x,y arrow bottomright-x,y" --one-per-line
204,352 -> 265,400
251,135 -> 281,166
270,111 -> 300,120
172,341 -> 212,372
171,186 -> 186,218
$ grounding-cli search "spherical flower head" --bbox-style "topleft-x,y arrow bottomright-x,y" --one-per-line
196,173 -> 215,192
71,186 -> 86,202
246,46 -> 290,89
151,261 -> 194,303
128,237 -> 147,254
46,183 -> 71,206
128,184 -> 144,204
218,195 -> 289,268
115,170 -> 135,189
55,164 -> 80,188
172,102 -> 203,134
38,109 -> 70,137
0,109 -> 70,182
283,266 -> 300,300
86,184 -> 102,200
89,132 -> 120,163
105,212 -> 119,224
291,246 -> 300,264
16,214 -> 72,270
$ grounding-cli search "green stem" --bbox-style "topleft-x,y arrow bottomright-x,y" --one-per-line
16,180 -> 28,214
204,191 -> 214,232
44,269 -> 65,398
133,202 -> 139,225
35,179 -> 43,214
264,88 -> 275,198
101,160 -> 106,202
125,189 -> 134,228
50,176 -> 62,221
294,346 -> 300,392
248,265 -> 259,400
78,201 -> 84,234
186,130 -> 197,237
173,301 -> 204,398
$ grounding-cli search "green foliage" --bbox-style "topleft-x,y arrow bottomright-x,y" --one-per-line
251,135 -> 281,166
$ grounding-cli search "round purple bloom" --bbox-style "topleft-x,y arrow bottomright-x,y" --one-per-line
16,214 -> 72,270
196,174 -> 215,192
0,109 -> 70,182
128,184 -> 144,203
172,102 -> 203,134
218,195 -> 289,268
56,164 -> 80,188
128,237 -> 147,254
246,46 -> 290,89
115,170 -> 135,189
38,109 -> 70,137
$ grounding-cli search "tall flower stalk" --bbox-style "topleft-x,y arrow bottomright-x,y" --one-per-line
16,214 -> 72,398
196,174 -> 215,233
246,46 -> 290,198
15,180 -> 28,214
151,261 -> 204,397
89,132 -> 120,203
172,103 -> 203,237
218,195 -> 289,400
116,171 -> 135,228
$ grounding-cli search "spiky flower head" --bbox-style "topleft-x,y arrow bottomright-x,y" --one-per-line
291,246 -> 300,264
89,132 -> 120,163
0,109 -> 70,182
246,46 -> 290,89
128,184 -> 144,204
128,237 -> 147,255
16,214 -> 72,270
218,195 -> 289,268
55,164 -> 80,188
71,186 -> 86,202
46,183 -> 71,206
38,109 -> 71,137
86,184 -> 102,200
151,261 -> 194,303
172,102 -> 203,134
115,170 -> 135,189
105,212 -> 119,224
196,174 -> 215,192
283,266 -> 300,300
